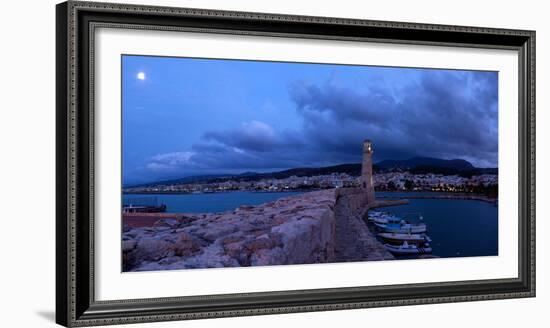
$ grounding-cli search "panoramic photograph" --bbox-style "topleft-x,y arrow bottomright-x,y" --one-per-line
121,55 -> 498,272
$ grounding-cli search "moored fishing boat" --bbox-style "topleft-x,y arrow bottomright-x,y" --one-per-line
375,221 -> 427,234
367,211 -> 386,221
384,241 -> 432,255
378,232 -> 432,244
122,204 -> 167,213
122,196 -> 167,213
368,213 -> 402,225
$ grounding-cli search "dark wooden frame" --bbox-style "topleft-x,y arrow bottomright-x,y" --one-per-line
56,1 -> 536,326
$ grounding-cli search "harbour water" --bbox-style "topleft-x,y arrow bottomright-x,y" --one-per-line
123,191 -> 304,213
375,192 -> 498,258
123,190 -> 498,259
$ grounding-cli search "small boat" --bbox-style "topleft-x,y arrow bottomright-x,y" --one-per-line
122,204 -> 167,213
368,214 -> 402,225
122,196 -> 167,213
367,212 -> 383,220
367,211 -> 385,218
375,221 -> 427,234
384,241 -> 432,255
378,232 -> 432,244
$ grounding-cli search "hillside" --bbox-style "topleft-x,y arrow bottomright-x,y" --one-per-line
376,157 -> 475,171
128,157 -> 496,188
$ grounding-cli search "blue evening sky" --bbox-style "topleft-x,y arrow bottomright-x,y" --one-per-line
122,55 -> 498,185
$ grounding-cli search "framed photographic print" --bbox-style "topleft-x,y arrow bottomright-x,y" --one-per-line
56,1 -> 535,326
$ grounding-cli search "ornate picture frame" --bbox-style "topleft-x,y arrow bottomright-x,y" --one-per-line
56,1 -> 535,326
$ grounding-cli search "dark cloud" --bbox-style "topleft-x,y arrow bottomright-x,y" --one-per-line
288,70 -> 498,167
145,69 -> 498,179
202,121 -> 281,152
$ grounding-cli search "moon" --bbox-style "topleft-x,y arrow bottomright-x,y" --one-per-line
137,72 -> 146,80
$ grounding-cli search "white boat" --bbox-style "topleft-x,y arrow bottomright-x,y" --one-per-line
384,241 -> 432,255
368,212 -> 402,224
375,221 -> 427,234
378,232 -> 432,244
367,211 -> 385,220
370,215 -> 402,225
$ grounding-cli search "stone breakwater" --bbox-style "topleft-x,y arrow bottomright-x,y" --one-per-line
122,189 -> 394,272
334,189 -> 396,262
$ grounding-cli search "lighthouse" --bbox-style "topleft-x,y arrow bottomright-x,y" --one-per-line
361,139 -> 376,204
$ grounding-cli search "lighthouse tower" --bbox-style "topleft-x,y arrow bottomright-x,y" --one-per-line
361,139 -> 375,204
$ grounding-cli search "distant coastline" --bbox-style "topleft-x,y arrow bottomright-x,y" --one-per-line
123,189 -> 315,195
123,189 -> 498,204
123,161 -> 497,197
375,191 -> 497,204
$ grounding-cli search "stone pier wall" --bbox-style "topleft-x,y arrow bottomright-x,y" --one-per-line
334,188 -> 395,261
336,188 -> 369,216
123,190 -> 338,271
122,188 -> 393,272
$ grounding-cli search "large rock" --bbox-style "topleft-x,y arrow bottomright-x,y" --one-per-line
133,238 -> 174,262
122,240 -> 137,252
243,233 -> 282,252
172,232 -> 201,257
250,247 -> 287,266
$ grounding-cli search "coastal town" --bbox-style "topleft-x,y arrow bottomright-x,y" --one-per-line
123,170 -> 498,195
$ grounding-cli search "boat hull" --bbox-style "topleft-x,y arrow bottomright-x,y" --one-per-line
122,204 -> 167,213
370,217 -> 402,225
375,223 -> 427,234
378,233 -> 429,244
384,244 -> 433,255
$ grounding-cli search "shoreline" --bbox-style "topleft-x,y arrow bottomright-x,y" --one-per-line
375,192 -> 497,204
123,189 -> 497,205
123,189 -> 315,195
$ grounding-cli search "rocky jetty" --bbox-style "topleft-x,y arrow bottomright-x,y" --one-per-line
334,189 -> 395,261
123,190 -> 338,271
122,188 -> 396,271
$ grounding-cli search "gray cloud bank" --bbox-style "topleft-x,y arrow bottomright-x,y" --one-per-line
144,69 -> 498,181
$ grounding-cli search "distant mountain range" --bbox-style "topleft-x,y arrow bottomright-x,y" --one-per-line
126,157 -> 497,188
377,157 -> 496,178
376,157 -> 474,171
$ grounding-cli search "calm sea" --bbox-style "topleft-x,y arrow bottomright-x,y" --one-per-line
375,192 -> 498,258
123,191 -> 304,213
122,191 -> 498,259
